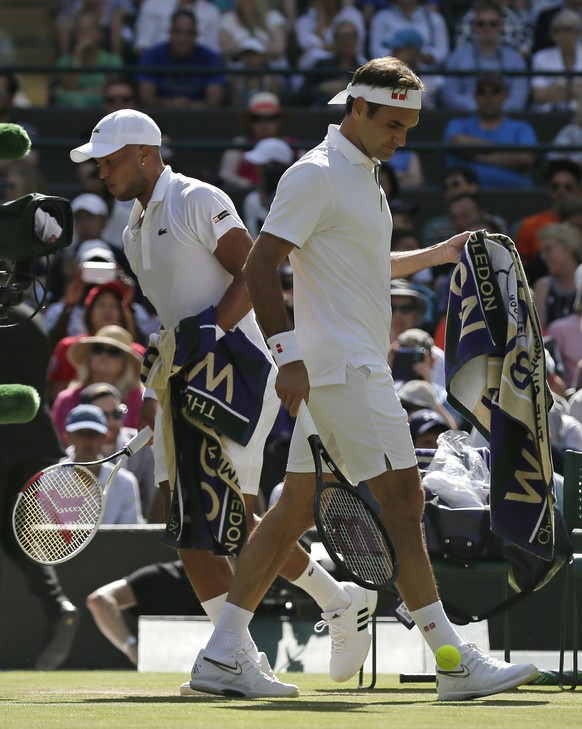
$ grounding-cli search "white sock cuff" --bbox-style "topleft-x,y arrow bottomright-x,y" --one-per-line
201,593 -> 228,626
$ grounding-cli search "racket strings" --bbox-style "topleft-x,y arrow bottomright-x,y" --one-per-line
319,486 -> 396,587
13,466 -> 103,564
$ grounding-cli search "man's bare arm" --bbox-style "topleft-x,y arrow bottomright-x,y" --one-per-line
391,231 -> 471,279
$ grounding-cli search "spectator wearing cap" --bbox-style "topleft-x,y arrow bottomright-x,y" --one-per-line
441,0 -> 529,113
389,27 -> 442,111
241,138 -> 294,239
293,20 -> 367,107
409,408 -> 450,449
218,91 -> 298,190
369,1 -> 449,67
80,382 -> 157,520
63,404 -> 143,524
397,380 -> 459,431
226,36 -> 284,108
136,9 -> 226,108
443,72 -> 537,189
389,279 -> 430,341
51,325 -> 144,440
47,280 -> 145,403
530,9 -> 582,113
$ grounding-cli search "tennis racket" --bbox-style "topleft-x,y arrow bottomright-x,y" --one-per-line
297,402 -> 398,591
12,426 -> 153,565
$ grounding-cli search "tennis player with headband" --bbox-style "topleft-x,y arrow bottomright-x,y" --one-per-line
190,56 -> 540,700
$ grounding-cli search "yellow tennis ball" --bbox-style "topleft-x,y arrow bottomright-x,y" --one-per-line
435,645 -> 461,670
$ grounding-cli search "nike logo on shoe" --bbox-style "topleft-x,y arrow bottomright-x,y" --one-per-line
204,656 -> 243,676
158,228 -> 167,235
436,664 -> 471,678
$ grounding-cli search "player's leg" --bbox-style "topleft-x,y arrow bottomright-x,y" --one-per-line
86,578 -> 139,665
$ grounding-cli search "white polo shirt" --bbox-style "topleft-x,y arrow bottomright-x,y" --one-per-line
262,125 -> 393,386
122,166 -> 268,354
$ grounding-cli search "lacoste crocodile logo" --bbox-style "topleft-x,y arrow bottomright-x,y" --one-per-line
158,228 -> 167,235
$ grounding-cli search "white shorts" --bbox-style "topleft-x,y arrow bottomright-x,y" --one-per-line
154,365 -> 279,496
287,362 -> 417,483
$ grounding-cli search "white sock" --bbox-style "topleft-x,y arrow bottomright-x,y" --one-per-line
201,593 -> 227,625
290,557 -> 350,612
201,593 -> 260,661
205,602 -> 254,657
409,600 -> 466,655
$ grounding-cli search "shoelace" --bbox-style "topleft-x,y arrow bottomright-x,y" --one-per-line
314,616 -> 346,653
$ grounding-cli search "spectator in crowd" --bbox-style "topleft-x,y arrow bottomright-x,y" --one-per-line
0,71 -> 39,169
54,0 -> 135,58
86,559 -> 202,666
241,137 -> 294,239
532,0 -> 582,54
533,222 -> 582,329
1,164 -> 49,201
391,228 -> 435,293
547,92 -> 582,167
293,20 -> 367,107
226,37 -> 284,108
441,0 -> 529,113
515,159 -> 582,281
443,73 -> 537,189
546,266 -> 582,389
136,9 -> 225,108
389,278 -> 430,341
544,349 -> 582,474
369,0 -> 450,67
63,404 -> 143,524
453,0 -> 533,59
80,382 -> 156,520
218,92 -> 296,190
133,0 -> 221,56
409,408 -> 451,450
421,167 -> 509,248
51,325 -> 144,439
52,10 -> 124,108
531,9 -> 582,112
293,0 -> 366,70
397,380 -> 460,431
389,27 -> 442,109
219,0 -> 289,68
102,75 -> 138,115
47,280 -> 144,402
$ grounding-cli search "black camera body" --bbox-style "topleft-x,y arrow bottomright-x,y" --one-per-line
391,346 -> 427,382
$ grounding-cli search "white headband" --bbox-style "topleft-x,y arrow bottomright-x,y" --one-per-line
328,83 -> 422,109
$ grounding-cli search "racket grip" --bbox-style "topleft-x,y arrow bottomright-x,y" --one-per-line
125,425 -> 154,455
297,402 -> 318,438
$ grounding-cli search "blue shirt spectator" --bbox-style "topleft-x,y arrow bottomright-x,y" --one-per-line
136,8 -> 225,107
443,73 -> 537,189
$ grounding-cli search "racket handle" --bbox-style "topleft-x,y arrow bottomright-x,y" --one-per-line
297,402 -> 318,438
124,425 -> 154,455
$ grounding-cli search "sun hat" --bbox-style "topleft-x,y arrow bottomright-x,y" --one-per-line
243,138 -> 294,166
68,325 -> 141,377
70,110 -> 162,163
65,404 -> 108,434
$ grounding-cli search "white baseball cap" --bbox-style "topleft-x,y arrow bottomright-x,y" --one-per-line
70,110 -> 162,163
71,193 -> 109,217
243,138 -> 293,166
77,239 -> 116,264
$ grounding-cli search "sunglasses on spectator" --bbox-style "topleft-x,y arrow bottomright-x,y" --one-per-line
105,94 -> 134,103
550,182 -> 576,192
91,344 -> 124,357
102,405 -> 128,420
475,19 -> 501,28
476,86 -> 504,95
392,304 -> 417,314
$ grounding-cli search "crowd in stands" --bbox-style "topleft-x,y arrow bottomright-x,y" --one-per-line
4,0 -> 582,524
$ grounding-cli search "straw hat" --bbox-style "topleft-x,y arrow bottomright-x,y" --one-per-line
68,325 -> 141,378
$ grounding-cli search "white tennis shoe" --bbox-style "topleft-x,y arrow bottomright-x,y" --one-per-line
314,582 -> 378,682
436,643 -> 539,701
189,645 -> 299,698
180,652 -> 274,695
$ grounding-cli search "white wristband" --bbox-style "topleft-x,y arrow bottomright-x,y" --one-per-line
143,387 -> 157,401
267,330 -> 302,367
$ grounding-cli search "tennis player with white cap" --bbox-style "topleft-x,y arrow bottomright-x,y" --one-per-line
69,108 -> 377,698
189,56 -> 540,700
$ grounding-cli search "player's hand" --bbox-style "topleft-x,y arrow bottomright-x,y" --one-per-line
275,360 -> 310,417
442,231 -> 472,264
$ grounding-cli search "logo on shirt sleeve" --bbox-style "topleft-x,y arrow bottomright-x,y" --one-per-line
212,210 -> 231,224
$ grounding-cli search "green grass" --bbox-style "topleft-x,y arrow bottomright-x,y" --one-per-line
1,672 -> 581,729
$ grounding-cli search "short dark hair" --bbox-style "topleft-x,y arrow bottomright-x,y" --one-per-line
443,166 -> 479,186
171,9 -> 197,27
544,159 -> 582,185
0,70 -> 19,96
347,57 -> 423,117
